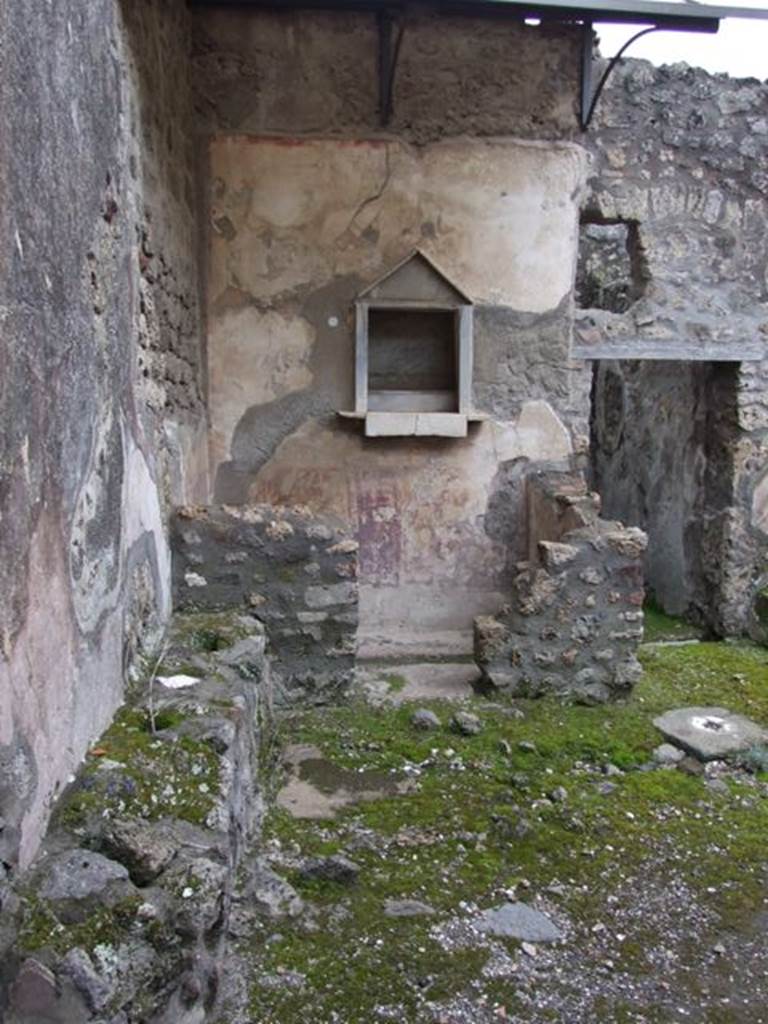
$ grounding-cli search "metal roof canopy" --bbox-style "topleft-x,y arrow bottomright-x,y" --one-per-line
189,0 -> 768,127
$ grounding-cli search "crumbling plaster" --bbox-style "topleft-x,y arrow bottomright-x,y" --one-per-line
204,134 -> 589,646
0,0 -> 206,869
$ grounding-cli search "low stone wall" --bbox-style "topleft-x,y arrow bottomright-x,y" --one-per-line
171,505 -> 359,704
0,610 -> 269,1023
475,473 -> 646,703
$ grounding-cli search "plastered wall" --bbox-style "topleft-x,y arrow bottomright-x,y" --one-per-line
0,0 -> 206,870
203,129 -> 589,649
194,9 -> 591,651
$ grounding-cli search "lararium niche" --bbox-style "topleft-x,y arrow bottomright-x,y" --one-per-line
339,250 -> 478,438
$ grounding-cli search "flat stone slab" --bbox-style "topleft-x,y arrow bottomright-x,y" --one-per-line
474,902 -> 562,943
384,898 -> 436,918
654,706 -> 768,762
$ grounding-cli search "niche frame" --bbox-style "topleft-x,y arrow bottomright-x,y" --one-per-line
339,250 -> 477,438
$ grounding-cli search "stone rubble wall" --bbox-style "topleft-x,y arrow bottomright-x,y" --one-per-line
0,0 -> 206,876
579,60 -> 768,362
591,359 -> 742,631
190,8 -> 582,142
0,611 -> 270,1024
171,505 -> 359,704
583,60 -> 768,635
475,473 -> 646,702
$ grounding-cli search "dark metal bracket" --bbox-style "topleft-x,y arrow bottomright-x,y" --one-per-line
378,9 -> 405,126
580,22 -> 663,130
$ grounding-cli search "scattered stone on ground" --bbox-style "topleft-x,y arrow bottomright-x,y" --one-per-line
474,902 -> 563,943
1,608 -> 269,1024
678,755 -> 706,776
99,817 -> 177,885
241,859 -> 305,921
411,709 -> 441,731
299,854 -> 361,885
383,898 -> 436,918
451,711 -> 482,736
652,742 -> 686,765
596,781 -> 618,795
654,706 -> 768,761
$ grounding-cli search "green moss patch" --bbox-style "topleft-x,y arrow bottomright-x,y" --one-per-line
642,599 -> 703,643
53,705 -> 221,833
245,640 -> 768,1022
18,893 -> 144,956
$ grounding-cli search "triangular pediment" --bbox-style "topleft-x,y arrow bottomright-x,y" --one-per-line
358,250 -> 472,305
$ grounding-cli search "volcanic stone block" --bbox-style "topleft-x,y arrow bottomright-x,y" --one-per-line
475,472 -> 647,702
653,707 -> 768,761
172,505 -> 358,704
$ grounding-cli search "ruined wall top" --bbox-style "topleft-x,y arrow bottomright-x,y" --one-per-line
577,58 -> 768,362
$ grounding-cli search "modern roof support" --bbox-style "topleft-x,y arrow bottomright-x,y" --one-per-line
190,0 -> 768,129
580,21 -> 702,130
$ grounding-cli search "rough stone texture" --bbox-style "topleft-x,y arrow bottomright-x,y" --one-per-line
575,222 -> 646,315
171,505 -> 358,703
451,712 -> 482,736
39,849 -> 130,904
583,60 -> 768,635
100,818 -> 179,886
0,0 -> 206,873
578,61 -> 768,363
591,359 -> 742,631
384,898 -> 436,918
6,957 -> 91,1024
411,709 -> 441,731
475,472 -> 646,702
654,707 -> 768,762
239,859 -> 304,922
474,901 -> 563,943
191,9 -> 582,142
652,743 -> 686,766
0,609 -> 269,1023
299,854 -> 361,885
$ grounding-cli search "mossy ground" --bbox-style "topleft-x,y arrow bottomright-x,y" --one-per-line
244,639 -> 768,1023
642,600 -> 703,642
17,893 -> 145,956
51,610 -> 258,836
53,705 -> 221,833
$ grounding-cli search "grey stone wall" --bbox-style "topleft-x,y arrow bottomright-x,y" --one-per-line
0,610 -> 270,1023
591,360 -> 741,630
171,506 -> 358,704
475,473 -> 646,702
0,0 -> 205,872
190,9 -> 581,142
578,60 -> 768,362
583,60 -> 768,633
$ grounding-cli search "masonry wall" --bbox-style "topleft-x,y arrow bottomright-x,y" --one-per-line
591,360 -> 740,629
583,61 -> 768,633
193,8 -> 592,654
0,0 -> 206,871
